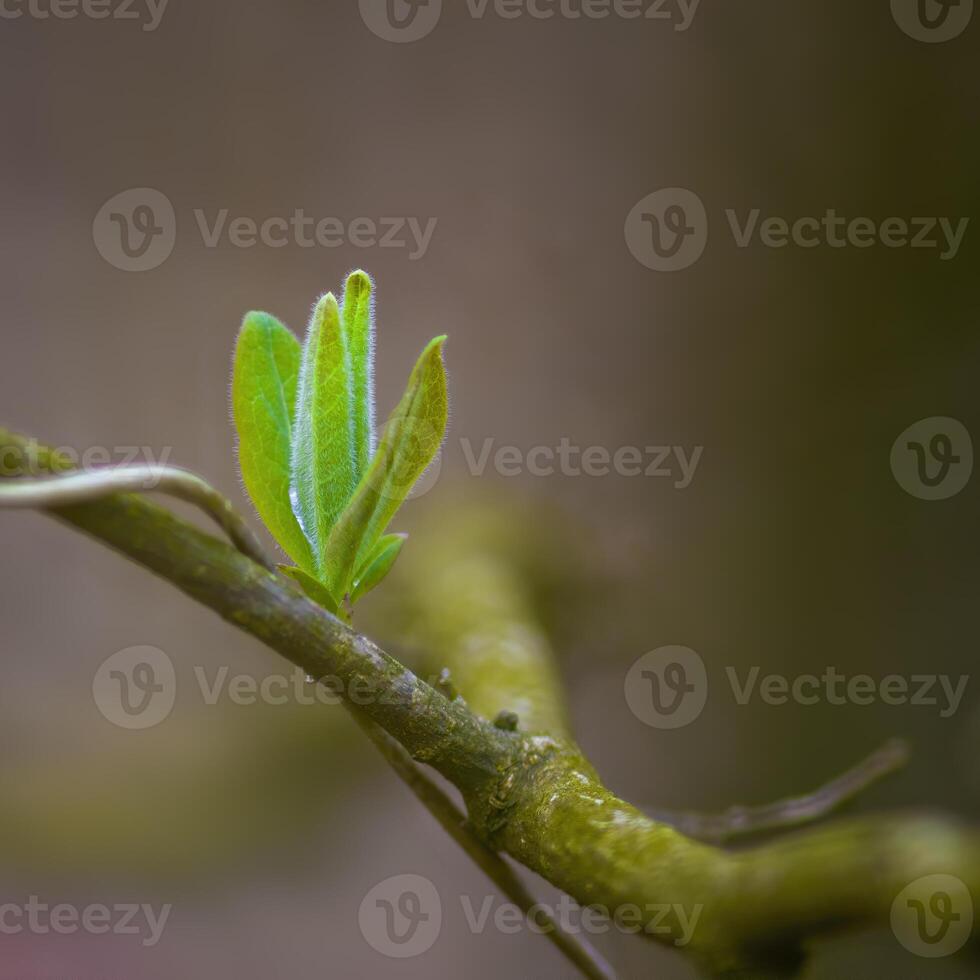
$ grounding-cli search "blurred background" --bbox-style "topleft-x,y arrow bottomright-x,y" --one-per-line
1,1 -> 978,977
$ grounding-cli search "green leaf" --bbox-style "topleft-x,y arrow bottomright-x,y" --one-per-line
321,335 -> 448,599
290,292 -> 357,574
232,312 -> 314,570
341,270 -> 375,480
278,564 -> 339,615
351,533 -> 406,603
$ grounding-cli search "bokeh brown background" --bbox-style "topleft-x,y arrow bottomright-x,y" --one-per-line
1,2 -> 978,977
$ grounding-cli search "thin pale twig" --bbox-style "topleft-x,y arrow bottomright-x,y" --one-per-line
648,739 -> 910,844
0,466 -> 274,571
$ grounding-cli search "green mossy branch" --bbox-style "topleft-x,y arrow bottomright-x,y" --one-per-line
1,428 -> 978,977
396,505 -> 980,975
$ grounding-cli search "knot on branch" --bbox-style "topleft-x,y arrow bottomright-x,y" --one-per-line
493,709 -> 520,731
465,733 -> 578,845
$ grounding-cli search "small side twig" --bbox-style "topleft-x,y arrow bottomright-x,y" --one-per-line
647,738 -> 910,844
351,710 -> 619,980
0,466 -> 274,571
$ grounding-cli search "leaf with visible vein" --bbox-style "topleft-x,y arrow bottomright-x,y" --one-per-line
341,270 -> 375,480
351,533 -> 406,602
289,293 -> 357,574
232,312 -> 313,570
321,335 -> 447,599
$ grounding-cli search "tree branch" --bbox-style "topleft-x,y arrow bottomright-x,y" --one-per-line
389,504 -> 980,974
0,431 -> 616,977
2,427 -> 977,977
0,428 -> 515,794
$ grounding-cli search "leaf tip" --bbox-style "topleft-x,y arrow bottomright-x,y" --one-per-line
239,310 -> 274,338
344,269 -> 373,298
313,291 -> 340,316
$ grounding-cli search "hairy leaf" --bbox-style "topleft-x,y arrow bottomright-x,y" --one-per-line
351,533 -> 406,602
232,312 -> 313,570
289,293 -> 357,573
341,270 -> 375,480
278,564 -> 339,614
322,335 -> 448,599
